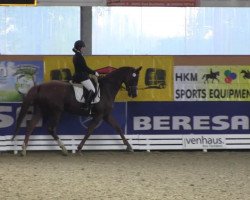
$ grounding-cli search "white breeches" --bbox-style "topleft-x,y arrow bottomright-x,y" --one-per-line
81,79 -> 95,93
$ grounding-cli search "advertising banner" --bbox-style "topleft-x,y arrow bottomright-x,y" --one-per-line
107,0 -> 200,6
44,55 -> 173,101
200,0 -> 250,7
182,134 -> 226,149
0,61 -> 44,102
0,0 -> 36,6
0,102 -> 126,136
127,101 -> 250,135
38,0 -> 106,6
174,66 -> 250,101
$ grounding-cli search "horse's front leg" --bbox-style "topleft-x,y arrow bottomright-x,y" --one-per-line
77,115 -> 103,154
104,114 -> 133,152
48,127 -> 68,156
47,111 -> 68,156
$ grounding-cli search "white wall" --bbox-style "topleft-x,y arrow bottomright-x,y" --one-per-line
92,7 -> 250,55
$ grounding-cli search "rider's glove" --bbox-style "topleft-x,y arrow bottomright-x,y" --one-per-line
95,71 -> 100,77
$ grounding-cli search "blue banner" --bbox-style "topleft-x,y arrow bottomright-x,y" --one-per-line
0,103 -> 126,136
127,102 -> 250,134
2,102 -> 249,136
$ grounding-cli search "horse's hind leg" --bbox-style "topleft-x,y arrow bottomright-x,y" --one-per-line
21,107 -> 42,156
47,111 -> 68,156
77,115 -> 103,154
104,114 -> 133,152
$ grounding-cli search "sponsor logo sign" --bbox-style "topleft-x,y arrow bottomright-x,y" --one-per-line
107,0 -> 199,6
0,0 -> 37,6
2,102 -> 249,137
174,66 -> 250,101
128,102 -> 250,134
182,135 -> 226,149
44,55 -> 173,101
0,61 -> 44,102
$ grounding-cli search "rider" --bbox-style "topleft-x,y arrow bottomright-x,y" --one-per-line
72,40 -> 99,111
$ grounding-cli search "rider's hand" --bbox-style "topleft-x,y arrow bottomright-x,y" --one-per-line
95,71 -> 100,77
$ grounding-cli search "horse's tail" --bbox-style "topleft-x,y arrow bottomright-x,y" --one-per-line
12,85 -> 39,140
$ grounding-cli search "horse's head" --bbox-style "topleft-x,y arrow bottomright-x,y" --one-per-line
124,66 -> 142,98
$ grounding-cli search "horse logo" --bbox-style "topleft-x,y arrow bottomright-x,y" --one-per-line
241,70 -> 250,79
202,69 -> 220,83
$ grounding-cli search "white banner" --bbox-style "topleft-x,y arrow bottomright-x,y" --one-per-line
174,65 -> 250,101
183,134 -> 226,149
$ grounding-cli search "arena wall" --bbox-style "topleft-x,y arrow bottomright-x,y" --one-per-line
0,55 -> 250,152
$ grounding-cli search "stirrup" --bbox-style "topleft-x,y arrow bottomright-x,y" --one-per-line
81,104 -> 89,110
81,104 -> 92,114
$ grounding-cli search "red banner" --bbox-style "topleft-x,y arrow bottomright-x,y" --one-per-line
107,0 -> 200,7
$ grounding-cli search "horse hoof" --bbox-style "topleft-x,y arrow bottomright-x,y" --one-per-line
126,147 -> 134,152
20,151 -> 26,157
62,150 -> 68,156
76,150 -> 83,156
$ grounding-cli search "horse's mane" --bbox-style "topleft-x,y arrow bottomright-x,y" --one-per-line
98,66 -> 133,83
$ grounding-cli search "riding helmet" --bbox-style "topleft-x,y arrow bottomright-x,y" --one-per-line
74,40 -> 85,50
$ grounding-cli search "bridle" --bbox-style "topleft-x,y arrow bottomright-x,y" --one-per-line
126,85 -> 137,92
124,70 -> 139,95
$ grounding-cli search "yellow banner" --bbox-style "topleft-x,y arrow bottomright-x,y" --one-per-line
44,56 -> 173,101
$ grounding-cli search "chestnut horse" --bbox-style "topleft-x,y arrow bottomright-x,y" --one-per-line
12,66 -> 142,156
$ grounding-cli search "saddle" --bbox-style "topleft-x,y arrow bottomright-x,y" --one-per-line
70,76 -> 100,104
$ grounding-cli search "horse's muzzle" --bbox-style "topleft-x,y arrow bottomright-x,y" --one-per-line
127,86 -> 138,98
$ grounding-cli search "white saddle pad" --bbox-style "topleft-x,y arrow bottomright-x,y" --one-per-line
72,84 -> 100,104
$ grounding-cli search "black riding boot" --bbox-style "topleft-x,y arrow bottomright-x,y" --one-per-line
82,90 -> 94,112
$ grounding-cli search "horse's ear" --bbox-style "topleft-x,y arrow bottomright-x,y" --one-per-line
135,66 -> 142,72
